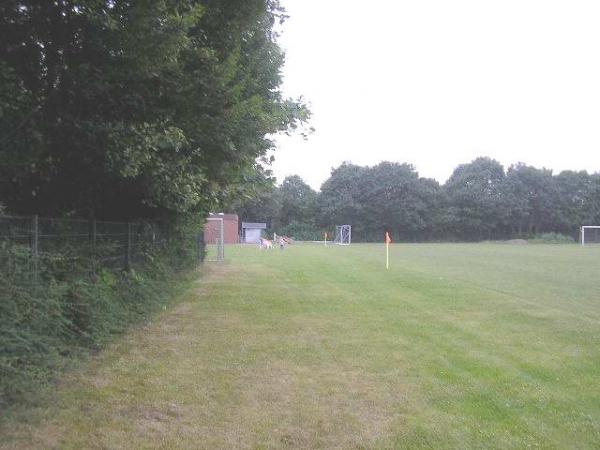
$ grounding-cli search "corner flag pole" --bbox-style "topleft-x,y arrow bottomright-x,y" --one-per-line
385,232 -> 391,270
386,241 -> 389,269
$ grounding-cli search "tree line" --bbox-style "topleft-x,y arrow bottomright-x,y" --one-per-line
233,157 -> 600,242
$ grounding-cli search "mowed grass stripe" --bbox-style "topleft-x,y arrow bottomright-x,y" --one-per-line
1,243 -> 599,449
226,244 -> 600,447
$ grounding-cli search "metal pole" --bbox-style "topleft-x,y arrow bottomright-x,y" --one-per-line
91,219 -> 97,248
220,218 -> 225,261
386,240 -> 389,270
196,233 -> 204,264
126,222 -> 132,270
32,214 -> 39,281
91,219 -> 97,272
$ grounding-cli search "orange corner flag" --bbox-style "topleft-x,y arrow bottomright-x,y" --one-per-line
385,232 -> 391,244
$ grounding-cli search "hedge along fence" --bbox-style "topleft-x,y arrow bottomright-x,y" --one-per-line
0,215 -> 206,409
0,215 -> 207,274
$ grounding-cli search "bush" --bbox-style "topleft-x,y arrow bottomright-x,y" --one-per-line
528,232 -> 575,244
276,221 -> 323,241
0,225 -> 199,410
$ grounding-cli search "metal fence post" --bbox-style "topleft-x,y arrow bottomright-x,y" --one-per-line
89,219 -> 97,273
31,214 -> 39,281
126,222 -> 132,270
220,218 -> 225,261
91,219 -> 97,248
197,232 -> 203,265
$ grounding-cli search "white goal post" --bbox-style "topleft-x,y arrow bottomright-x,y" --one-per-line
334,225 -> 351,245
581,226 -> 600,246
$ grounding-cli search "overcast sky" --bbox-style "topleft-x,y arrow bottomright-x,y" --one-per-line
271,0 -> 600,190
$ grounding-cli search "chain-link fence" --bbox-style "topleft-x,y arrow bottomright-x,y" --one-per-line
0,215 -> 205,280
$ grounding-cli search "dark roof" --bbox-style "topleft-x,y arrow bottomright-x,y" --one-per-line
241,222 -> 267,229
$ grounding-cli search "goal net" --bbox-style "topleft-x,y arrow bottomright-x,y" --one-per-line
581,226 -> 600,246
204,217 -> 225,261
334,225 -> 351,245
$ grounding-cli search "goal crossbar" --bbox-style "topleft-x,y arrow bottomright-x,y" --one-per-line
581,226 -> 600,246
334,225 -> 351,245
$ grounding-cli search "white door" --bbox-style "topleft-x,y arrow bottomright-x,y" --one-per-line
244,228 -> 262,243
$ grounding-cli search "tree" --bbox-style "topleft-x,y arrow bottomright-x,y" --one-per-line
227,170 -> 281,229
444,157 -> 506,240
277,175 -> 317,228
553,170 -> 598,236
0,1 -> 309,219
238,159 -> 599,243
357,162 -> 436,241
318,161 -> 440,241
590,174 -> 600,224
502,163 -> 556,235
318,162 -> 366,228
229,173 -> 320,238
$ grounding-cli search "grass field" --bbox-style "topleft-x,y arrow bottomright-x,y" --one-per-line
2,243 -> 600,449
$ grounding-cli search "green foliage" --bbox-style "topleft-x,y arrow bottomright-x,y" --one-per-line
278,175 -> 317,228
444,157 -> 506,240
230,174 -> 320,239
226,168 -> 281,228
235,158 -> 600,243
0,245 -> 67,404
503,163 -> 557,236
528,232 -> 575,244
0,0 -> 309,219
0,233 -> 196,409
319,162 -> 441,242
553,171 -> 600,234
318,163 -> 366,227
276,221 -> 321,241
0,0 -> 306,412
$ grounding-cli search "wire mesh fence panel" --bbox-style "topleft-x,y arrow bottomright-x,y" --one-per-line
204,243 -> 221,261
35,217 -> 92,278
0,215 -> 32,244
94,220 -> 128,270
0,215 -> 35,278
0,215 -> 199,279
204,218 -> 224,262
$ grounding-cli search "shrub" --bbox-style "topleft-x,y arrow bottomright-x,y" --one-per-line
0,224 -> 199,410
528,232 -> 575,244
276,221 -> 322,241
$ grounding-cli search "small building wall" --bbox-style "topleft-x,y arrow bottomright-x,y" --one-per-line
241,222 -> 267,244
244,228 -> 262,244
204,214 -> 239,244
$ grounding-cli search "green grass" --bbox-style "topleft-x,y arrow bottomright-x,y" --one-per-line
2,243 -> 599,449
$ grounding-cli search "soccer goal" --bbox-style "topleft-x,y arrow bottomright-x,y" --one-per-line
581,226 -> 600,246
334,225 -> 351,245
205,217 -> 225,262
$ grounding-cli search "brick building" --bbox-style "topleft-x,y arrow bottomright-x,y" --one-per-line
204,213 -> 239,244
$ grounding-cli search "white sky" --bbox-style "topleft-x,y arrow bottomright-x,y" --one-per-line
271,0 -> 600,190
